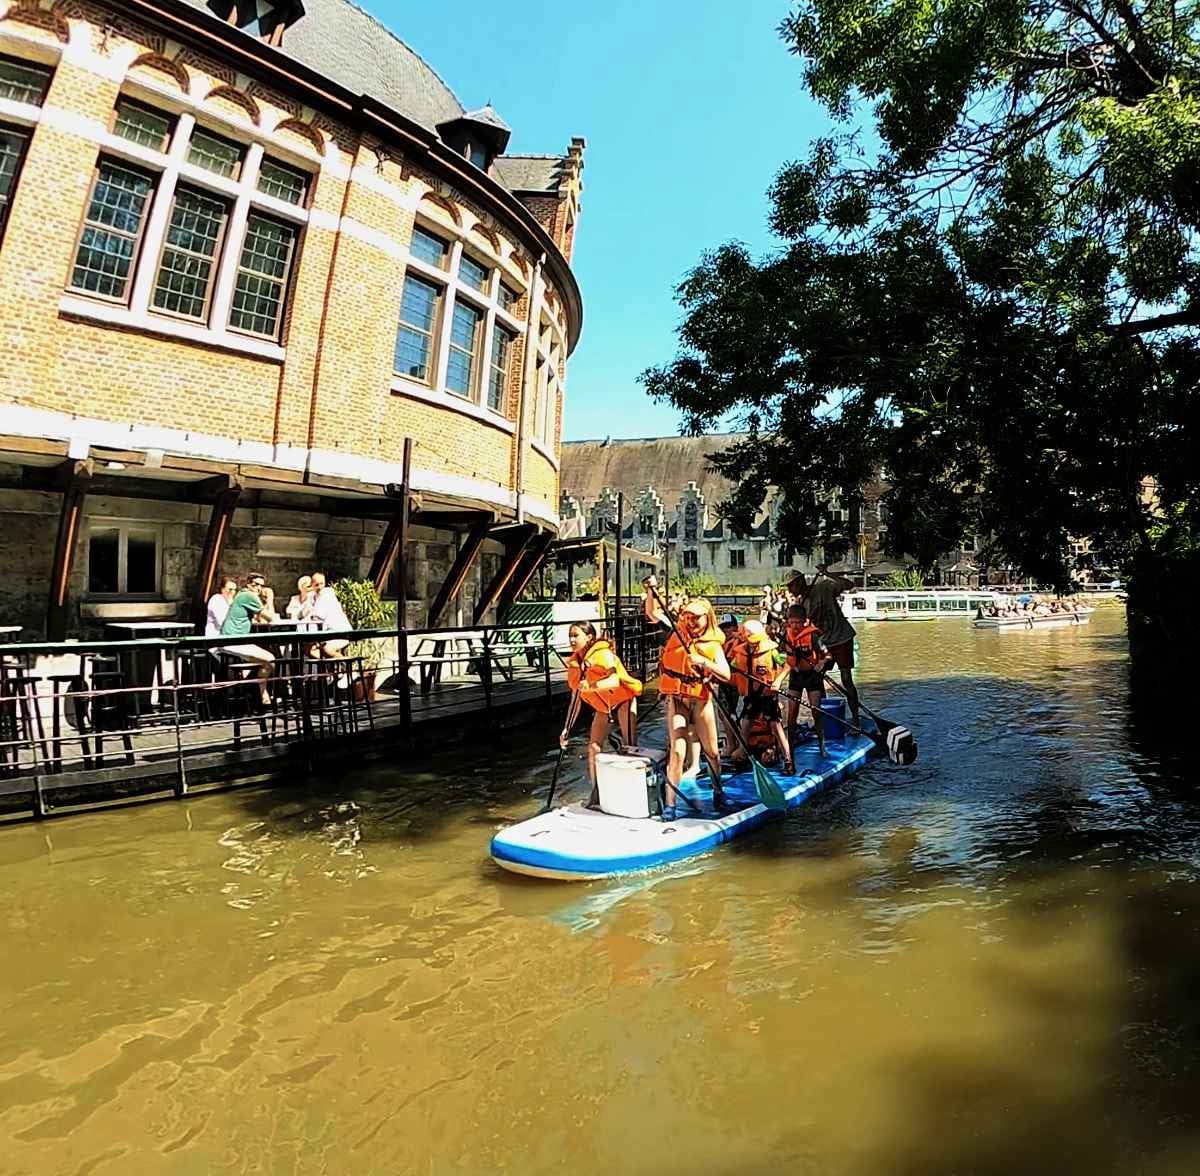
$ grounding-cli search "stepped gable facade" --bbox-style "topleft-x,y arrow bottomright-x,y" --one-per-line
559,434 -> 914,586
0,0 -> 584,636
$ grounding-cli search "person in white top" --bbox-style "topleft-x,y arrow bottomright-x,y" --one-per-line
286,575 -> 315,621
205,577 -> 237,637
309,571 -> 352,657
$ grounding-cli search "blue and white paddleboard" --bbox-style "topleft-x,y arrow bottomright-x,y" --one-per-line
490,734 -> 877,881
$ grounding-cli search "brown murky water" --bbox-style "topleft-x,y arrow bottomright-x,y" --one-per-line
3,603 -> 1200,1175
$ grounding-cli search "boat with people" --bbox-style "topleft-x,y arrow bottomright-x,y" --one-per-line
492,572 -> 916,882
972,606 -> 1094,631
490,727 -> 879,881
841,588 -> 1003,622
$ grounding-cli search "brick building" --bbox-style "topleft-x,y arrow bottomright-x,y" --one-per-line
0,0 -> 582,636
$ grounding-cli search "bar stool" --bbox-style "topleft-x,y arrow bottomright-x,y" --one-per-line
218,660 -> 270,748
43,672 -> 94,772
89,669 -> 135,767
0,668 -> 46,776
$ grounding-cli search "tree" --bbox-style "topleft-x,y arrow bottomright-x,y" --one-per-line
643,0 -> 1200,665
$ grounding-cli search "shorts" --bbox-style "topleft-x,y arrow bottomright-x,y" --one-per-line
826,639 -> 854,671
220,642 -> 275,664
788,668 -> 824,694
742,689 -> 781,723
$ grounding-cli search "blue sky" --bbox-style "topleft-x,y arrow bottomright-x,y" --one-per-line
364,0 -> 833,440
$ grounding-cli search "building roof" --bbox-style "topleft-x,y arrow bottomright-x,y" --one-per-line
492,155 -> 566,194
560,435 -> 749,520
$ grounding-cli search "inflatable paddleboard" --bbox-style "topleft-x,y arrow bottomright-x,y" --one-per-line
490,733 -> 877,881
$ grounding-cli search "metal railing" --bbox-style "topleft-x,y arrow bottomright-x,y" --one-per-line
0,613 -> 664,819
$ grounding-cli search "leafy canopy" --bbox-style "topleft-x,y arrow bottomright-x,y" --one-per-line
643,0 -> 1200,585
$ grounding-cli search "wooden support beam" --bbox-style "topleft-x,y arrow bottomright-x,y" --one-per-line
497,532 -> 554,617
473,523 -> 536,624
411,508 -> 496,531
45,460 -> 92,640
427,514 -> 492,626
368,439 -> 413,597
191,483 -> 243,629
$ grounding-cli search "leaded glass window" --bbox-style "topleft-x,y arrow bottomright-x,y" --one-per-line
459,253 -> 488,293
410,225 -> 449,268
488,325 -> 513,413
256,157 -> 308,205
446,300 -> 482,397
152,187 -> 227,319
186,127 -> 242,178
229,214 -> 297,338
394,274 -> 440,381
70,160 -> 154,300
0,125 -> 31,243
0,56 -> 51,106
498,282 -> 518,313
112,100 -> 172,152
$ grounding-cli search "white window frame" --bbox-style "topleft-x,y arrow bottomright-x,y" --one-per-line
729,548 -> 747,570
64,87 -> 313,352
392,219 -> 529,423
84,520 -> 163,599
682,549 -> 699,570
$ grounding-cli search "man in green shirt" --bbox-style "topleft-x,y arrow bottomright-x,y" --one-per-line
219,572 -> 276,705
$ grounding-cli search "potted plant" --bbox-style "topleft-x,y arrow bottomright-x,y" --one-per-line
332,578 -> 394,700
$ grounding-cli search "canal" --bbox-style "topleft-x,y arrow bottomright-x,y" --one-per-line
3,602 -> 1199,1175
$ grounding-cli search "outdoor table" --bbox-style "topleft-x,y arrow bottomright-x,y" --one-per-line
104,621 -> 195,712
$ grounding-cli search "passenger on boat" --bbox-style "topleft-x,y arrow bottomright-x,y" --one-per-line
732,618 -> 793,774
788,566 -> 860,728
645,591 -> 731,811
781,604 -> 829,758
718,612 -> 745,755
561,621 -> 642,805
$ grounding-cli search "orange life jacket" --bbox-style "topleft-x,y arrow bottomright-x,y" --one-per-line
741,639 -> 779,696
724,633 -> 749,696
784,622 -> 826,673
659,633 -> 725,701
566,639 -> 642,712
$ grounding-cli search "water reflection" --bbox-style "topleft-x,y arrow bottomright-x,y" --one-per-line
3,604 -> 1200,1174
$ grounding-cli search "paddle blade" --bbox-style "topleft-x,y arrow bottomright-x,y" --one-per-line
883,723 -> 918,765
752,759 -> 788,811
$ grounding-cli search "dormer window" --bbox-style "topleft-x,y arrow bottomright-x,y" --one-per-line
205,0 -> 306,45
437,106 -> 511,174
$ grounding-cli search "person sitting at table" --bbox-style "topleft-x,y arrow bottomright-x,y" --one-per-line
205,576 -> 237,637
309,571 -> 353,658
219,573 -> 276,706
286,574 -> 315,621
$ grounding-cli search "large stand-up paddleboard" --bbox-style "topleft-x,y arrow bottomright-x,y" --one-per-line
490,733 -> 877,881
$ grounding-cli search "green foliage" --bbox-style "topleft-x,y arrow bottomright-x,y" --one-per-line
643,0 -> 1200,604
884,568 -> 926,590
674,571 -> 720,598
332,578 -> 393,670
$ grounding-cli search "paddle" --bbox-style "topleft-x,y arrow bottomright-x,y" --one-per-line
542,689 -> 580,812
821,672 -> 918,765
727,665 -> 875,744
648,586 -> 788,812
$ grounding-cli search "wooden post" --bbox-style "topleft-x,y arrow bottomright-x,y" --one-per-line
427,512 -> 491,626
614,493 -> 623,652
45,460 -> 92,641
369,439 -> 414,599
497,532 -> 553,619
597,538 -> 606,620
473,523 -> 536,624
191,480 -> 242,630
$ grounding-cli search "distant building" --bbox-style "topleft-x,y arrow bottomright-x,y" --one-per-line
558,435 -> 914,589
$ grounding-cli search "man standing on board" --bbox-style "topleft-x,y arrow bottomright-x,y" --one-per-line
787,566 -> 860,728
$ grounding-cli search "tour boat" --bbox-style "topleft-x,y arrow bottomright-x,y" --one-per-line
490,731 -> 878,881
842,589 -> 1003,622
972,608 -> 1095,631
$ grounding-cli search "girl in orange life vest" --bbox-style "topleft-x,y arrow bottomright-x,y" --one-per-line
644,584 -> 732,810
733,618 -> 794,775
560,622 -> 643,804
781,603 -> 830,758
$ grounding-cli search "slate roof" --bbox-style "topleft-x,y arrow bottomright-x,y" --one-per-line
492,155 -> 565,194
561,435 -> 750,522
